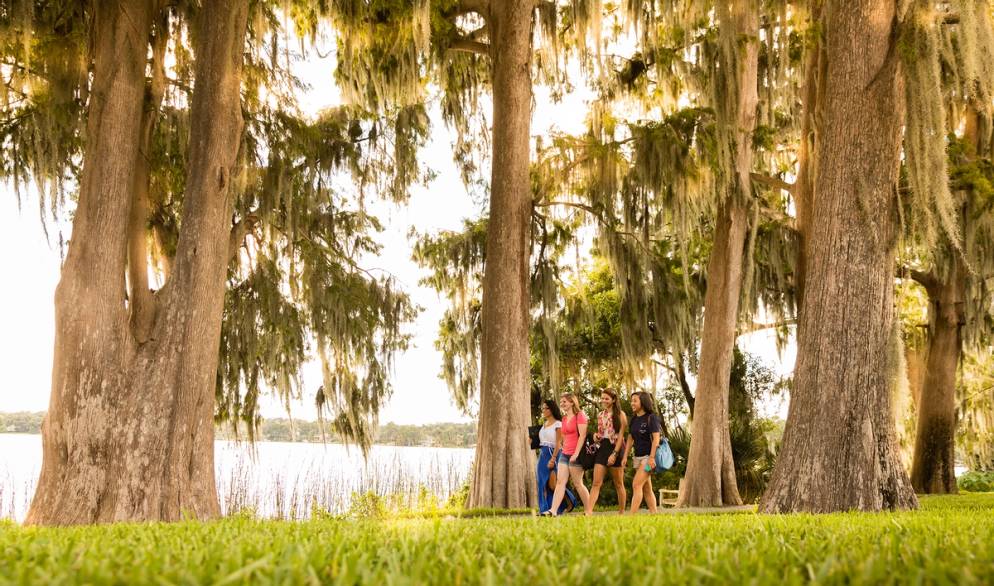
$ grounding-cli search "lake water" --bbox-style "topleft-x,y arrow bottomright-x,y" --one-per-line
0,434 -> 474,522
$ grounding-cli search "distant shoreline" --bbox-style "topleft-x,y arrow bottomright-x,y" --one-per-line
0,412 -> 477,449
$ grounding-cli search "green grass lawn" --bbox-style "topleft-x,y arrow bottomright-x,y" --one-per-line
1,494 -> 993,585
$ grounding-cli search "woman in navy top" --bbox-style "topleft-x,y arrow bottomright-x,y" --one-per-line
623,391 -> 662,514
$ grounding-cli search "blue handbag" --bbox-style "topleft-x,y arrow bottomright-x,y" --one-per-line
655,438 -> 674,471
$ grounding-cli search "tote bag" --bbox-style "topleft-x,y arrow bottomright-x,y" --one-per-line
654,437 -> 674,471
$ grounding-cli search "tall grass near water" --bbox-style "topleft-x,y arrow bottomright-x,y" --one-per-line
0,436 -> 474,522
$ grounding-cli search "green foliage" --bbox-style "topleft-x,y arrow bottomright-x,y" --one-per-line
958,470 -> 994,492
1,2 -> 429,451
2,495 -> 994,583
1,412 -> 476,447
959,349 -> 994,470
345,491 -> 388,519
0,412 -> 42,433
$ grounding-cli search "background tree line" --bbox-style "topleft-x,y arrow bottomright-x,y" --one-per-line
0,412 -> 477,448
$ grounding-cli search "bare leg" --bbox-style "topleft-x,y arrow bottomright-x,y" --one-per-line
643,475 -> 657,513
589,464 -> 607,511
549,461 -> 570,515
630,467 -> 649,513
610,466 -> 627,513
569,465 -> 592,515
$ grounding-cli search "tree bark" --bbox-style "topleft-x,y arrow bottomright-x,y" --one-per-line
27,0 -> 154,526
27,0 -> 249,525
468,0 -> 538,509
910,261 -> 963,494
759,0 -> 918,513
678,201 -> 749,507
127,7 -> 169,344
792,2 -> 824,309
677,1 -> 757,508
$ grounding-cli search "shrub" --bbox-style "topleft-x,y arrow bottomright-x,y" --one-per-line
958,470 -> 994,492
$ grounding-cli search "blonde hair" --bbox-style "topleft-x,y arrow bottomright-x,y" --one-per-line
560,392 -> 581,415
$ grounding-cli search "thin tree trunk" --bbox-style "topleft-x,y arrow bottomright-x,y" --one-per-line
678,1 -> 757,508
910,262 -> 964,494
909,104 -> 981,494
468,0 -> 538,509
27,0 -> 249,525
678,202 -> 748,507
128,7 -> 169,344
793,2 -> 824,309
759,0 -> 918,513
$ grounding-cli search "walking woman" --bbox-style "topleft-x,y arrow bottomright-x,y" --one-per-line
588,388 -> 628,513
536,399 -> 577,515
547,393 -> 592,516
623,391 -> 662,514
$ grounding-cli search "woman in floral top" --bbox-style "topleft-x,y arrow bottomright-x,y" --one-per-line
588,388 -> 628,513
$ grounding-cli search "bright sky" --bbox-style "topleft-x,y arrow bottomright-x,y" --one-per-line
0,28 -> 795,426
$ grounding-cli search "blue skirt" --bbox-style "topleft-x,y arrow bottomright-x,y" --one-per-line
537,445 -> 576,513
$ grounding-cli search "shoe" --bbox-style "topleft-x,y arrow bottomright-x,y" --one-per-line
564,500 -> 575,514
540,510 -> 553,517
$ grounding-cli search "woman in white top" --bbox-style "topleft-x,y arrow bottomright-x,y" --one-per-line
537,399 -> 576,514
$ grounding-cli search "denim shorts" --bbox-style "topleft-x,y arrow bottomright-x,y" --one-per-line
632,455 -> 651,471
557,452 -> 577,467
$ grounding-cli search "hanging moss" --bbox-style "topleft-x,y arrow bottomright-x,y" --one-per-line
901,2 -> 961,251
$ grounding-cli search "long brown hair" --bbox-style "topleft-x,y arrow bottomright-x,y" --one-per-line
560,392 -> 581,416
602,387 -> 622,433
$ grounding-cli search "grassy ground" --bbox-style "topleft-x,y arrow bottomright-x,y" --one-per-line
1,494 -> 992,585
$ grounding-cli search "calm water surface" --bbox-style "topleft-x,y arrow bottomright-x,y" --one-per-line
0,433 -> 474,521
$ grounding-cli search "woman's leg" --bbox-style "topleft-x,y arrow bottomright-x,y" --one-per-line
643,476 -> 657,513
588,464 -> 607,511
568,465 -> 592,515
549,460 -> 571,515
536,449 -> 552,513
629,467 -> 648,513
609,466 -> 627,513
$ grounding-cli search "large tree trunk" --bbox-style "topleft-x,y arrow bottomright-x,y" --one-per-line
910,260 -> 965,494
678,1 -> 757,508
27,0 -> 249,525
468,0 -> 537,509
758,0 -> 918,513
27,0 -> 154,526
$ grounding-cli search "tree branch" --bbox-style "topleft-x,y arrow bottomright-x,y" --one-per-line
228,213 -> 260,261
454,0 -> 489,18
468,25 -> 489,41
750,172 -> 795,194
449,38 -> 490,56
738,318 -> 797,335
897,266 -> 939,295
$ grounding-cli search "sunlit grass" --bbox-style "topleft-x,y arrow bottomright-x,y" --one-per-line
1,494 -> 992,584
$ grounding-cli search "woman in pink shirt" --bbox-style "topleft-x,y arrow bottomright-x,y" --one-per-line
546,392 -> 592,516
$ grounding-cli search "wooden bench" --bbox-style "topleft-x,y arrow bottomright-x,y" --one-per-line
659,489 -> 679,507
659,479 -> 683,507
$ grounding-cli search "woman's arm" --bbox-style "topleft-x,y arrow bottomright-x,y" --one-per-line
613,413 -> 627,453
607,413 -> 627,465
552,427 -> 563,468
570,421 -> 588,463
622,434 -> 633,467
648,431 -> 660,470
